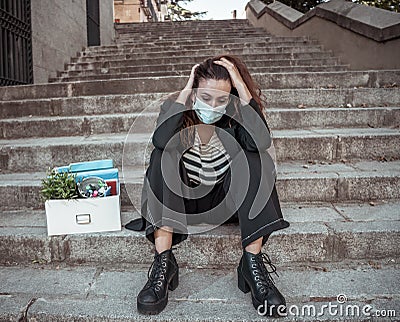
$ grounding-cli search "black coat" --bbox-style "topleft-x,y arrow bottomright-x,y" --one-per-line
125,96 -> 276,232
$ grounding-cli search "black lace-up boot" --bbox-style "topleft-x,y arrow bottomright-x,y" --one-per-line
137,247 -> 179,315
237,249 -> 287,317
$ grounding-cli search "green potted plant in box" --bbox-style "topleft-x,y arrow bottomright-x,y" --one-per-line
41,168 -> 78,201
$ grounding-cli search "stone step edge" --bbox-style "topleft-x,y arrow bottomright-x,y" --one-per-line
1,160 -> 399,184
65,58 -> 341,72
0,262 -> 398,321
1,88 -> 398,106
56,67 -> 352,82
59,65 -> 348,78
1,127 -> 399,146
2,106 -> 399,122
79,45 -> 327,57
68,55 -> 338,68
1,70 -> 399,101
88,39 -> 320,51
73,48 -> 328,61
113,35 -> 311,44
115,30 -> 268,37
0,210 -> 398,266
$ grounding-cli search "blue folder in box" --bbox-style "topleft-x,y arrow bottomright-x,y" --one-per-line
53,160 -> 119,195
69,159 -> 114,173
74,168 -> 119,195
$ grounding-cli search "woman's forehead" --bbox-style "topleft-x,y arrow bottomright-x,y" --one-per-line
197,78 -> 231,96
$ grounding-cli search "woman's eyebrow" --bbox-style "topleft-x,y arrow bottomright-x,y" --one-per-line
201,92 -> 229,99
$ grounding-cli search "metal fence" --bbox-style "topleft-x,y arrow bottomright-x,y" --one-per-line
0,0 -> 33,86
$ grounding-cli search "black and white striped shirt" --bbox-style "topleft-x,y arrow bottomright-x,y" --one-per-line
181,128 -> 231,186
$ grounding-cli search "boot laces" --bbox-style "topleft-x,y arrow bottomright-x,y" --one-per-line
147,247 -> 177,291
254,252 -> 279,288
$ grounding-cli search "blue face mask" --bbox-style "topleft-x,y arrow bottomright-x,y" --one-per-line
193,97 -> 229,124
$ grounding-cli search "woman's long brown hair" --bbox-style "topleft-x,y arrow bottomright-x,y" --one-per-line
167,54 -> 268,148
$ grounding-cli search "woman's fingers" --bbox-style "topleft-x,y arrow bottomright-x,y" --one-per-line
185,63 -> 200,90
214,59 -> 241,87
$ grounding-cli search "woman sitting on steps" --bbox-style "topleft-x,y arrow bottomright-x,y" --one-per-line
125,54 -> 291,317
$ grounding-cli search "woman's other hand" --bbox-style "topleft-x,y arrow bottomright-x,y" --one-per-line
176,63 -> 200,105
214,57 -> 252,105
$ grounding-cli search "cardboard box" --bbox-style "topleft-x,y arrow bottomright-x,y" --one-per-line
45,195 -> 121,236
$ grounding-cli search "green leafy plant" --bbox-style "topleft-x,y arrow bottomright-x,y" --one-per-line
41,168 -> 79,201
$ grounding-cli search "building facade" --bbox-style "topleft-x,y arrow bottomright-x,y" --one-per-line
0,0 -> 115,85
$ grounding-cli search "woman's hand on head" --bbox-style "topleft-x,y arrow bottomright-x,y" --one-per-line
214,57 -> 252,105
176,63 -> 200,105
186,63 -> 200,90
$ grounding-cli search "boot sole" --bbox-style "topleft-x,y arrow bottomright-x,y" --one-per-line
238,266 -> 286,317
137,294 -> 168,315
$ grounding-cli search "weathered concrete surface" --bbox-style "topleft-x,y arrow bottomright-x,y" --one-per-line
246,0 -> 400,70
1,71 -> 399,100
0,160 -> 399,209
1,107 -> 398,139
0,260 -> 398,321
0,201 -> 398,267
0,128 -> 399,172
1,88 -> 399,121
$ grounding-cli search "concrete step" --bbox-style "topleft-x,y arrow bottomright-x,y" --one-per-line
0,128 -> 399,172
115,24 -> 258,34
78,44 -> 326,58
47,69 -> 400,90
0,260 -> 398,321
0,107 -> 399,139
55,65 -> 349,82
115,19 -> 251,29
0,160 -> 399,209
1,76 -> 399,101
86,38 -> 319,52
0,200 -> 399,267
67,54 -> 339,71
116,31 -> 268,40
116,30 -> 267,40
72,46 -> 328,63
1,89 -> 399,119
115,35 -> 308,45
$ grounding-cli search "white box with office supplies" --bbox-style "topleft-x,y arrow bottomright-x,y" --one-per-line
43,159 -> 121,236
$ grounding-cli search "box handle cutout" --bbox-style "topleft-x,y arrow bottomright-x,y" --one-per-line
76,214 -> 91,225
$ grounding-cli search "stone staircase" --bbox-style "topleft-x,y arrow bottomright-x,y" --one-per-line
0,19 -> 399,321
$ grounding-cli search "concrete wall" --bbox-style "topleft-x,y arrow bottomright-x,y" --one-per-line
100,1 -> 115,45
31,0 -> 114,84
246,0 -> 400,70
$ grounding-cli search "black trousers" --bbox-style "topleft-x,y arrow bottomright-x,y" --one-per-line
126,147 -> 290,249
